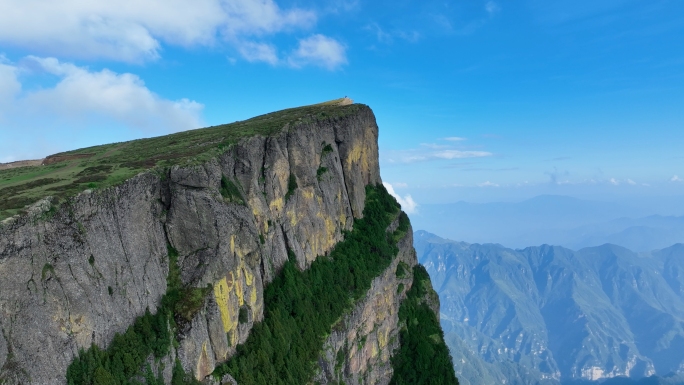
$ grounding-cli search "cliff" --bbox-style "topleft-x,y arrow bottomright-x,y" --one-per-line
0,101 -> 455,384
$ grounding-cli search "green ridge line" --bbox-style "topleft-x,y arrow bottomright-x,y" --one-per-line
0,101 -> 363,221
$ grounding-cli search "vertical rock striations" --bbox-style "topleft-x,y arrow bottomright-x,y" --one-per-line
315,220 -> 417,385
0,103 -> 452,385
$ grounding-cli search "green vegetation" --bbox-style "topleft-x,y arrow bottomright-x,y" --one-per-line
392,212 -> 410,243
316,166 -> 328,181
63,183 -> 450,385
395,261 -> 409,279
212,184 -> 403,385
66,244 -> 199,385
239,307 -> 249,324
321,143 -> 334,157
0,101 -> 362,220
285,174 -> 298,200
335,343 -> 347,373
175,285 -> 213,323
41,263 -> 55,280
172,359 -> 201,385
317,143 -> 333,181
220,176 -> 245,205
389,265 -> 459,385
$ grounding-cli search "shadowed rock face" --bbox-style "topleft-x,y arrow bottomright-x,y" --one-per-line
0,105 -> 388,384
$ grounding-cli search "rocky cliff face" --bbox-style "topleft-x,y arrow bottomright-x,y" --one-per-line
0,104 -> 416,385
314,222 -> 417,385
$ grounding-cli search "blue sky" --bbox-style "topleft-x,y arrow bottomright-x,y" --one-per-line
0,0 -> 683,209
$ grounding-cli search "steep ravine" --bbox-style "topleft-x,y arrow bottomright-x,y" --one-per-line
0,104 -> 454,384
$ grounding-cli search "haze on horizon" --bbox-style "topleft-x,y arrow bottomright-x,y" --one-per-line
0,0 -> 682,210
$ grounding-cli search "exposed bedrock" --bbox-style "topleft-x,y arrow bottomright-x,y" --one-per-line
0,106 -> 382,384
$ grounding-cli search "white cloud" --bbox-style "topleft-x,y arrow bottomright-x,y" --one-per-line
384,139 -> 492,164
485,1 -> 501,14
392,182 -> 408,188
0,0 -> 316,63
420,143 -> 450,149
609,178 -> 619,185
384,148 -> 492,164
434,150 -> 492,159
365,23 -> 420,44
478,181 -> 500,187
288,34 -> 347,70
0,58 -> 21,113
626,179 -> 637,185
3,56 -> 203,133
672,175 -> 683,183
383,182 -> 418,214
366,23 -> 393,44
236,41 -> 279,64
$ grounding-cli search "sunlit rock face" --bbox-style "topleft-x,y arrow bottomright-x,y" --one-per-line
0,105 -> 386,384
314,220 -> 418,385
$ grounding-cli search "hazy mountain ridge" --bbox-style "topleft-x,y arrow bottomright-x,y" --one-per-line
410,196 -> 684,251
415,230 -> 684,385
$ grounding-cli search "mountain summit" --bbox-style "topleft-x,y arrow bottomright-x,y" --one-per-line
0,102 -> 456,384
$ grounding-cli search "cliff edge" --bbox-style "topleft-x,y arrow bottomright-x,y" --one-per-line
0,101 -> 455,384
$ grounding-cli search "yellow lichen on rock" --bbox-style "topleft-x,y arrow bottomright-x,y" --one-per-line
214,276 -> 234,333
243,265 -> 254,286
339,211 -> 347,228
378,327 -> 389,349
196,340 -> 212,380
249,196 -> 262,217
302,187 -> 315,200
250,283 -> 258,308
235,269 -> 244,306
269,197 -> 284,213
287,209 -> 298,227
371,341 -> 379,358
347,127 -> 373,171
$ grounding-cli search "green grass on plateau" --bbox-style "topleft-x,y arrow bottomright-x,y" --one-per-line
0,100 -> 361,221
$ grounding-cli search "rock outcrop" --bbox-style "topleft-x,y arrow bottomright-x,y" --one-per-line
315,221 -> 417,385
0,104 -> 400,384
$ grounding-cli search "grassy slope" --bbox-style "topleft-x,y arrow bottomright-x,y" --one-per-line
0,99 -> 360,220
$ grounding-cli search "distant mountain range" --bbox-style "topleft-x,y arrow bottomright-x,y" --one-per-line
409,195 -> 684,251
414,230 -> 684,385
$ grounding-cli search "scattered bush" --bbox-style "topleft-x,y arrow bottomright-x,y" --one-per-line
316,167 -> 328,181
239,307 -> 249,324
321,143 -> 334,157
395,262 -> 409,279
220,176 -> 245,205
285,174 -> 298,201
41,263 -> 54,280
